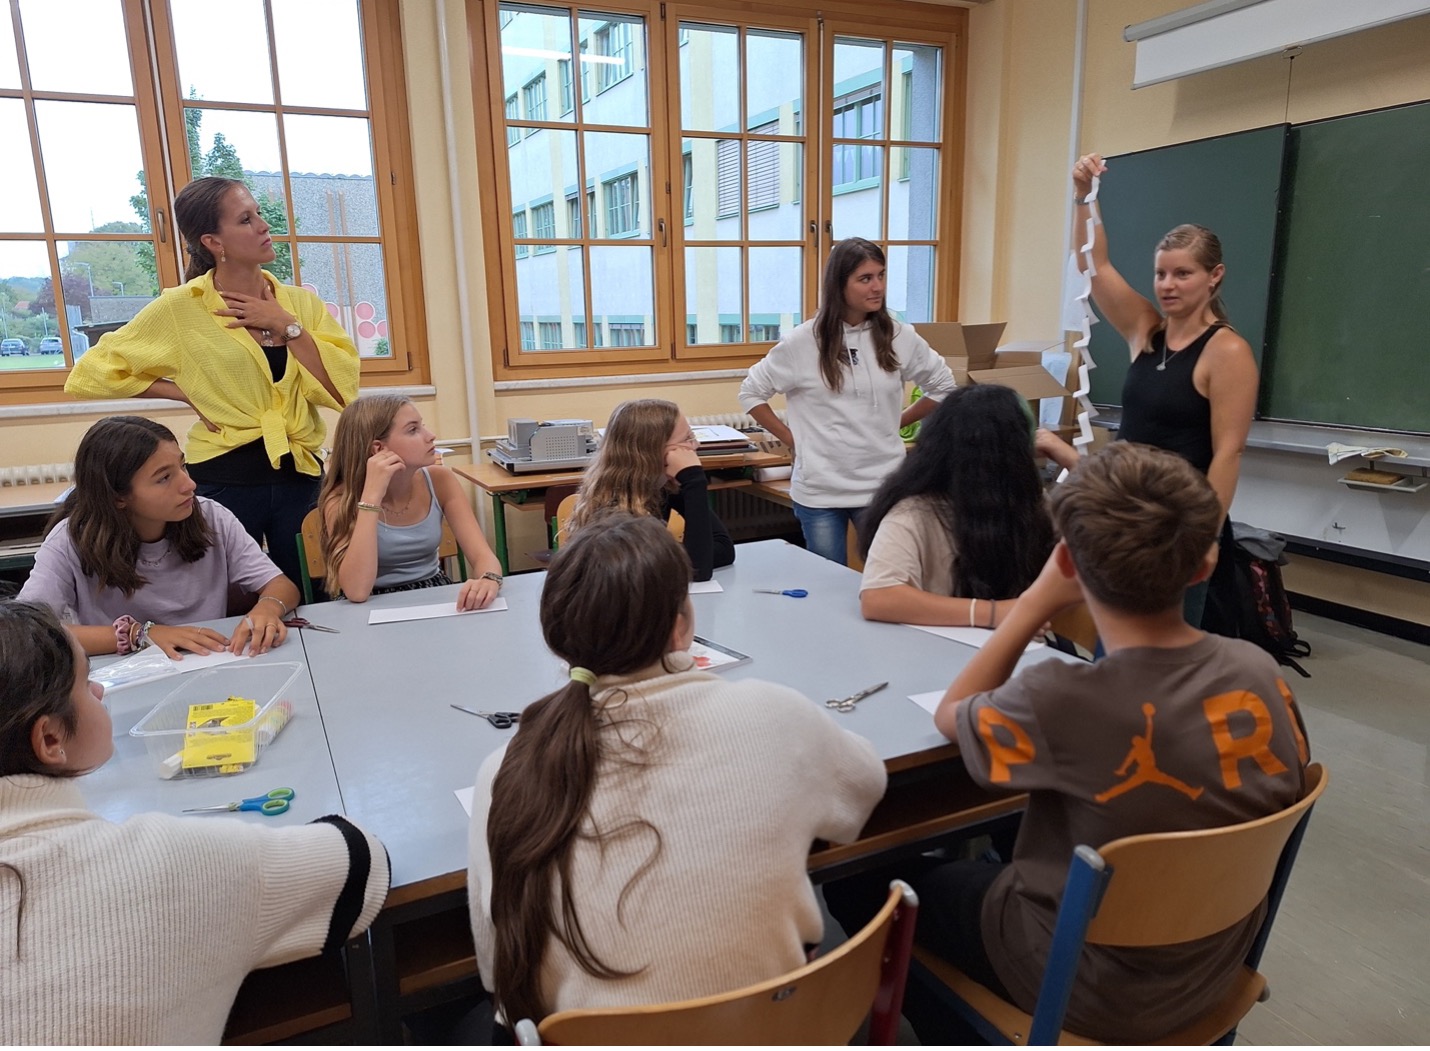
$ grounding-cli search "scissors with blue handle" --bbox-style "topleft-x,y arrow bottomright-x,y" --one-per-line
753,588 -> 808,598
825,682 -> 888,713
184,787 -> 295,816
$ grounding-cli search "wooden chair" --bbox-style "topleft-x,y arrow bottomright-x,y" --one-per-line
909,763 -> 1327,1045
514,879 -> 918,1046
552,495 -> 685,551
1048,603 -> 1098,656
295,507 -> 465,605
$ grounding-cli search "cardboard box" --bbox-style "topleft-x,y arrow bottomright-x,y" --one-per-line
915,322 -> 1073,402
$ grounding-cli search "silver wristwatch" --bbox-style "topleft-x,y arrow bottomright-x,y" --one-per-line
283,321 -> 302,341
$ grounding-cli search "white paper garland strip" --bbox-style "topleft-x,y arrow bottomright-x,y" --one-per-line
1069,174 -> 1102,451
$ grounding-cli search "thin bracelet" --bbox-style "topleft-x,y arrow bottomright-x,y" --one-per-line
969,598 -> 977,628
357,501 -> 381,513
258,594 -> 290,617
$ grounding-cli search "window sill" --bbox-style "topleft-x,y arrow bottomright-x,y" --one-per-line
0,384 -> 438,421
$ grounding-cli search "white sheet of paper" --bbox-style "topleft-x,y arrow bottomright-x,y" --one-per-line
688,580 -> 723,594
909,690 -> 943,717
368,597 -> 510,624
454,785 -> 475,816
97,648 -> 248,693
907,623 -> 1045,652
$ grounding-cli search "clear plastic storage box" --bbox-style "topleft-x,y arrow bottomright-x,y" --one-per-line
128,662 -> 302,779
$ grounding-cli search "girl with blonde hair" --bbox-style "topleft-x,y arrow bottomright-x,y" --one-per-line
319,395 -> 503,607
1072,153 -> 1258,626
568,398 -> 734,581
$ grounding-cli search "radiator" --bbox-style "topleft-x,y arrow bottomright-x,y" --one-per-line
712,486 -> 800,544
0,462 -> 74,486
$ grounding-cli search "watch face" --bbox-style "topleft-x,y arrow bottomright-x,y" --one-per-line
284,322 -> 302,340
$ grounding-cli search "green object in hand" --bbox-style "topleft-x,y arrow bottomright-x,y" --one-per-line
899,386 -> 924,441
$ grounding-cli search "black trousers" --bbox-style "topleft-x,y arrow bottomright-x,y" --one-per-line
197,477 -> 320,591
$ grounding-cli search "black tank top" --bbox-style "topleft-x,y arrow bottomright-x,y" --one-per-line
1118,323 -> 1221,473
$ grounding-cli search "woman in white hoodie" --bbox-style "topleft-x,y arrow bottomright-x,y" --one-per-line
739,237 -> 955,564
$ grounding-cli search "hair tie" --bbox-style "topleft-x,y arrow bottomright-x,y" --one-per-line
569,667 -> 597,686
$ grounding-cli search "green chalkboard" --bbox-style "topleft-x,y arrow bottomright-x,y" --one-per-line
1262,102 -> 1430,433
1087,127 -> 1285,408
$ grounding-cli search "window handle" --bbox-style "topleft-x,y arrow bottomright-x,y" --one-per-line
658,217 -> 667,247
155,208 -> 168,244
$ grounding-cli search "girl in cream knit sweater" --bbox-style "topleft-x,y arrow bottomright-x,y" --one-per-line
468,513 -> 887,1028
0,601 -> 389,1044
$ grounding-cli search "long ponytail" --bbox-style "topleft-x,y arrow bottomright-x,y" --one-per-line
485,514 -> 691,1024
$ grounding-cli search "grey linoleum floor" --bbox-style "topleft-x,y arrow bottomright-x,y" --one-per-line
1233,612 -> 1430,1045
862,611 -> 1430,1046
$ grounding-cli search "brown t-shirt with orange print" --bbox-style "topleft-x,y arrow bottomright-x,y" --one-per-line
955,634 -> 1310,1042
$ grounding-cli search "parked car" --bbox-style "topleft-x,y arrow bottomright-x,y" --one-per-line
37,336 -> 63,355
0,338 -> 26,356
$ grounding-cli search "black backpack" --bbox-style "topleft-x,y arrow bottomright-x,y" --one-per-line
1205,524 -> 1312,677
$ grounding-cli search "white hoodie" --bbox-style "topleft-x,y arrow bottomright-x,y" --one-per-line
739,318 -> 955,507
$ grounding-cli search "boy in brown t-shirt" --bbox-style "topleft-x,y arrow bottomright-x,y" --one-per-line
937,441 -> 1311,1040
829,443 -> 1311,1043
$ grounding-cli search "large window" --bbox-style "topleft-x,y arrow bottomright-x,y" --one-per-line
0,0 -> 426,399
479,1 -> 960,378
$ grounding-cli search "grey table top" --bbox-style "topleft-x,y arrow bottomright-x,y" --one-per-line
81,624 -> 345,828
298,539 -> 1069,891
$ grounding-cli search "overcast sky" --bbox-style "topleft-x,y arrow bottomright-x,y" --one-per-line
1,0 -> 373,278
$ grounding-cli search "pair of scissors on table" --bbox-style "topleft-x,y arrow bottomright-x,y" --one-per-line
826,681 -> 888,713
184,787 -> 295,817
753,588 -> 808,598
283,616 -> 339,633
451,705 -> 521,729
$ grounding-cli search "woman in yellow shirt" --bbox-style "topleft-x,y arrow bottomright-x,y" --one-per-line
65,177 -> 359,588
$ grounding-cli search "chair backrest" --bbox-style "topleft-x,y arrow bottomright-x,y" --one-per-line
296,507 -> 464,605
522,880 -> 918,1046
1087,762 -> 1327,947
1025,763 -> 1327,1045
298,507 -> 326,605
1048,603 -> 1098,654
552,497 -> 686,550
552,494 -> 579,549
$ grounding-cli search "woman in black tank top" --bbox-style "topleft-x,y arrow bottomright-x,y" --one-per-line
1072,153 -> 1259,626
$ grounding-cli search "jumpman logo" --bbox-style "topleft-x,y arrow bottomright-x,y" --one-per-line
1095,702 -> 1204,803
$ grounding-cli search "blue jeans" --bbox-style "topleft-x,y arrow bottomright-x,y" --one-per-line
792,503 -> 863,566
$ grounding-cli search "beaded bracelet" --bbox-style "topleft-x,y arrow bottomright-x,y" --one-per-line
135,621 -> 155,651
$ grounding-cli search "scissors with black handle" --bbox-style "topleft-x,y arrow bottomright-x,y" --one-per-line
451,705 -> 521,729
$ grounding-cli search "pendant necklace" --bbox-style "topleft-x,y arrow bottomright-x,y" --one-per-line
1156,344 -> 1169,371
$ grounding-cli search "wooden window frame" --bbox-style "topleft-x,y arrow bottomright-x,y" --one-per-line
473,0 -> 965,383
0,0 -> 428,404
